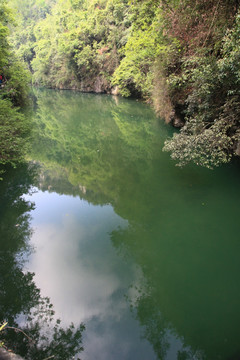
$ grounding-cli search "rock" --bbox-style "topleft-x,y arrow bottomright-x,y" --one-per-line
111,86 -> 119,95
172,116 -> 185,128
169,112 -> 185,128
235,140 -> 240,156
0,348 -> 24,360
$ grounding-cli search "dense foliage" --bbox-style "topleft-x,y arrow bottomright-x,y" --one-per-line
10,0 -> 131,92
0,0 -> 30,177
162,0 -> 240,168
7,0 -> 240,168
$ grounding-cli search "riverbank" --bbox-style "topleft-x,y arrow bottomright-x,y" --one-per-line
8,0 -> 240,169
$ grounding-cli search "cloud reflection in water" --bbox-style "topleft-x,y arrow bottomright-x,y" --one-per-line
24,190 -> 155,360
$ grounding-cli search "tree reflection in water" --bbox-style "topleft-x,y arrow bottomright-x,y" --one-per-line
0,164 -> 85,360
26,89 -> 240,360
111,213 -> 240,360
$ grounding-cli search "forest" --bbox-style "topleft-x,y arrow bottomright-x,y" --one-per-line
1,0 -> 240,173
2,1 -> 240,359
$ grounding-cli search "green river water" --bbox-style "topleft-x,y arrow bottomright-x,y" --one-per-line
1,89 -> 240,360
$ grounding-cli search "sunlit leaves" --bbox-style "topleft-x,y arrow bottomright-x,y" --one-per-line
112,0 -> 167,98
164,8 -> 240,168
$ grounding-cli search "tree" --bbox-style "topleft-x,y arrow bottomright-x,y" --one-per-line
163,10 -> 240,168
0,0 -> 31,177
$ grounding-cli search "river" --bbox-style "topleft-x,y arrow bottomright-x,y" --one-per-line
1,89 -> 240,360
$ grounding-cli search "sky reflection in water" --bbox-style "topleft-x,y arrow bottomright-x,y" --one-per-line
24,190 -> 158,360
16,89 -> 240,360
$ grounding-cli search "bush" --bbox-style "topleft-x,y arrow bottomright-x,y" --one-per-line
163,9 -> 240,168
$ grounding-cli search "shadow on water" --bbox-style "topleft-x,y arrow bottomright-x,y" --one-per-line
0,163 -> 85,359
15,88 -> 240,359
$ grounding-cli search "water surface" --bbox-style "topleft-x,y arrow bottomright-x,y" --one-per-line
1,89 -> 240,359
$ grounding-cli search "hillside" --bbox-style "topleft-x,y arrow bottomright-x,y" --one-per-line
8,0 -> 240,168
